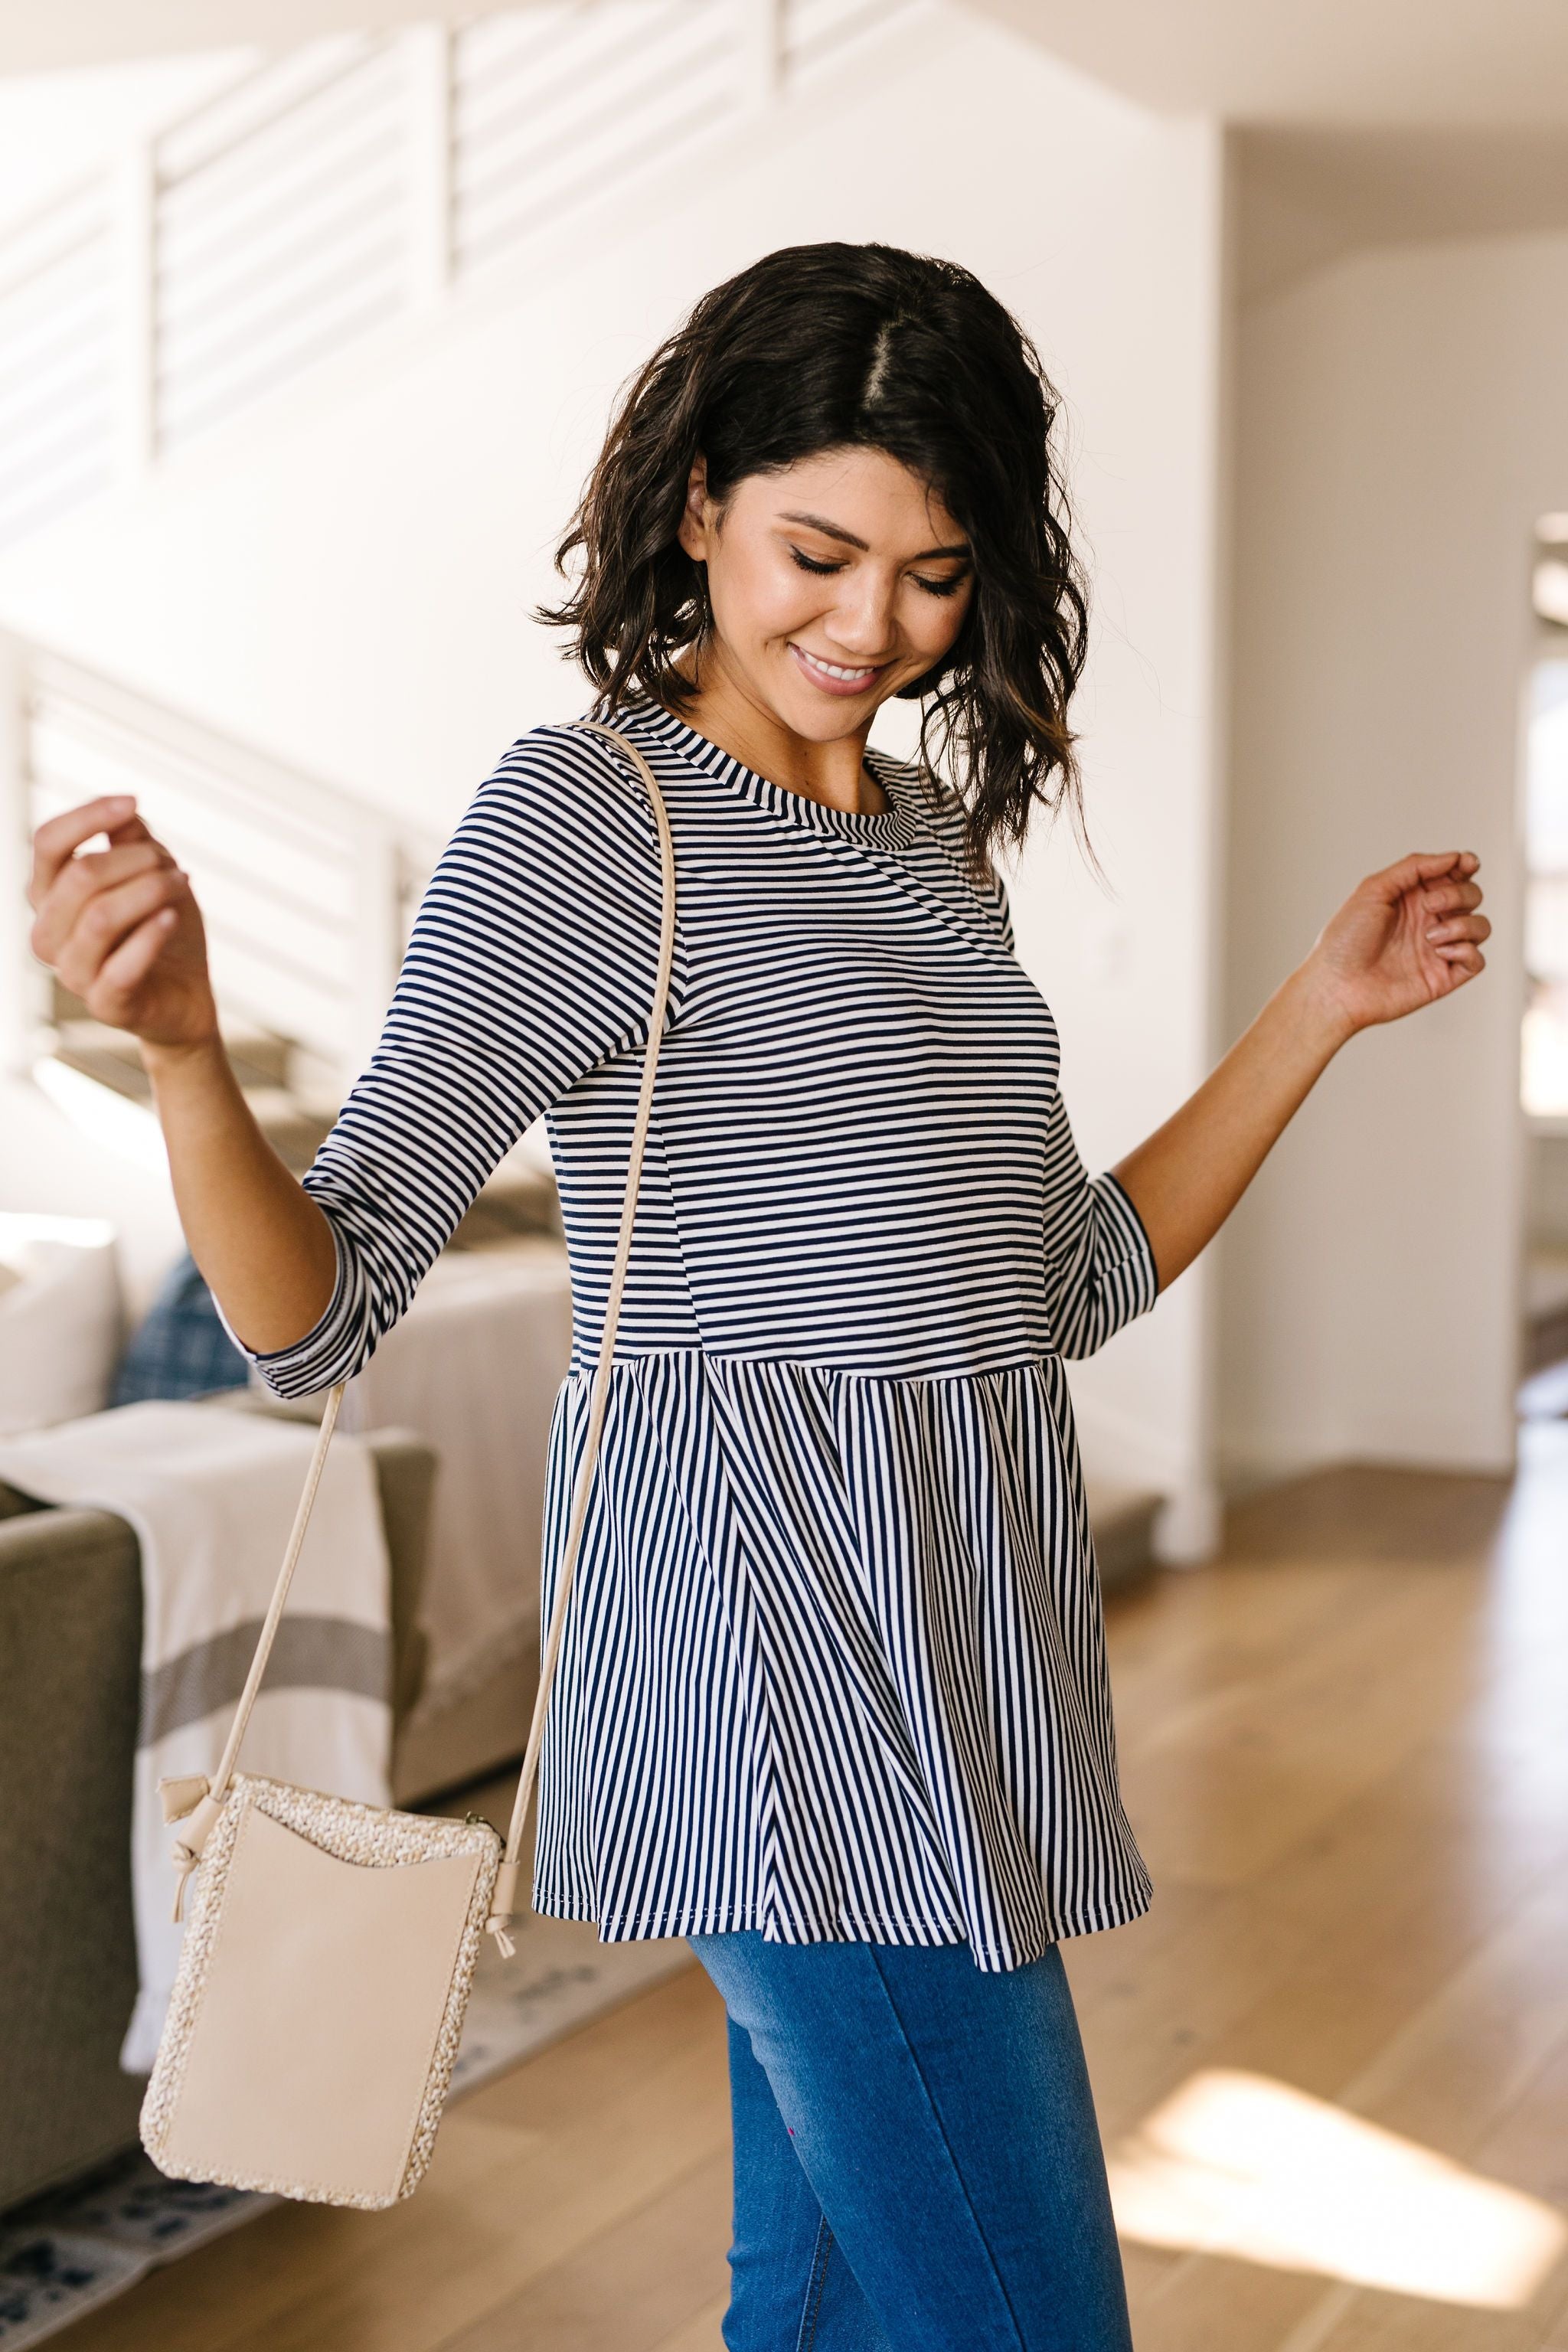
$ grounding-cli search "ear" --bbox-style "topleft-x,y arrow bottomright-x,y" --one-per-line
675,453 -> 711,563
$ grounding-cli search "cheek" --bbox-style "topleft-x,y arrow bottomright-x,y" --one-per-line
907,588 -> 972,664
712,542 -> 822,643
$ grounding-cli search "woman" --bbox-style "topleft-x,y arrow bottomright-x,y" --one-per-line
28,243 -> 1487,2348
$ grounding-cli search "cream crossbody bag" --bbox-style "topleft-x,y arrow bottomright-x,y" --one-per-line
140,721 -> 675,2210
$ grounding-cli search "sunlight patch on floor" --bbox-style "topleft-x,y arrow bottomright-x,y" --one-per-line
1108,2068 -> 1566,2308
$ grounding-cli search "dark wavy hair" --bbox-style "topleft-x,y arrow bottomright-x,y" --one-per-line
537,241 -> 1090,875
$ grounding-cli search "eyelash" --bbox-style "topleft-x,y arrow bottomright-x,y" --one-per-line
788,547 -> 967,599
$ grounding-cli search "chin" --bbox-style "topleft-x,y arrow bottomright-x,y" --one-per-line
789,704 -> 870,742
770,669 -> 896,738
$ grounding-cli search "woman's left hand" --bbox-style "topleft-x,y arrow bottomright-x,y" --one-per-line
1305,850 -> 1489,1037
1112,849 -> 1489,1291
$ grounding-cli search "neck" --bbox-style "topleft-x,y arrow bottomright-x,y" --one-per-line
669,643 -> 887,817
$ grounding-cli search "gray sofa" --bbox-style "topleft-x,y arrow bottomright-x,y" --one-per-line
0,1390 -> 441,2215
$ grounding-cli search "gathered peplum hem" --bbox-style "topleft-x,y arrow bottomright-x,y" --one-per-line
529,1345 -> 1154,1973
529,1884 -> 1155,1973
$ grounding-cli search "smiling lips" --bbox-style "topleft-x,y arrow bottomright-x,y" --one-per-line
789,642 -> 887,696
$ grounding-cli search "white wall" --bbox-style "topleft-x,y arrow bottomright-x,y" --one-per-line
1220,227 -> 1563,1479
0,1073 -> 183,1319
0,47 -> 251,226
0,6 -> 1230,1531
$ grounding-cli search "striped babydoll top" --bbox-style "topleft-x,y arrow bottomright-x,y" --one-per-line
220,699 -> 1161,1971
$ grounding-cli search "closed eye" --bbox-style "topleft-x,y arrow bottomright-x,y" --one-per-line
788,546 -> 969,598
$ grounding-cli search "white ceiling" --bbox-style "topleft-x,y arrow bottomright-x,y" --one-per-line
963,0 -> 1568,290
968,0 -> 1568,126
1237,125 -> 1568,297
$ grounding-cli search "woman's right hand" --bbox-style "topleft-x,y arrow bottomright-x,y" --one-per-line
28,793 -> 220,1052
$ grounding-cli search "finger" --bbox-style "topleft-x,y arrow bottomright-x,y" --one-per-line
1434,945 -> 1485,980
100,809 -> 162,851
1419,880 -> 1484,919
95,906 -> 179,1009
28,796 -> 143,903
1426,913 -> 1491,946
55,867 -> 188,993
1372,851 -> 1481,901
30,839 -> 174,960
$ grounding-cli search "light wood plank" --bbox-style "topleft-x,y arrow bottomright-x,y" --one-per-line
57,1970 -> 730,2352
435,2148 -> 730,2350
648,2296 -> 728,2352
51,1436 -> 1568,2352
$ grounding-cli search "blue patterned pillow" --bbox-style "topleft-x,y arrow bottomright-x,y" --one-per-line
112,1252 -> 251,1406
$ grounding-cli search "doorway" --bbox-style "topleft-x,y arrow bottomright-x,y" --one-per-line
1517,516 -> 1568,1416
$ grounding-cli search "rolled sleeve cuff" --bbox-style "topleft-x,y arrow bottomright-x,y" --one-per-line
1097,1171 -> 1161,1314
210,1215 -> 369,1400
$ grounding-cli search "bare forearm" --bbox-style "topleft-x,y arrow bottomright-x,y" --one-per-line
139,1036 -> 339,1356
1111,965 -> 1355,1293
29,789 -> 343,1360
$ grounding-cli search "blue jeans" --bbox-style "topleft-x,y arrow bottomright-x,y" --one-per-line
688,1932 -> 1132,2351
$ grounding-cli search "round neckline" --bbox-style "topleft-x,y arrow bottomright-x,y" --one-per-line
632,703 -> 920,848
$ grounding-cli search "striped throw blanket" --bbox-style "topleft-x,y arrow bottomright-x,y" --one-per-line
0,1396 -> 392,2072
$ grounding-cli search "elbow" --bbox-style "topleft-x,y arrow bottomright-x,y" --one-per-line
247,1303 -> 378,1400
229,1226 -> 377,1398
250,1344 -> 368,1404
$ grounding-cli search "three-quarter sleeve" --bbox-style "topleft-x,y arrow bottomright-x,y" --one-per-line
211,724 -> 679,1398
1038,1086 -> 1159,1359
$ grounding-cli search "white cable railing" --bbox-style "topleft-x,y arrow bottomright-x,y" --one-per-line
450,0 -> 737,275
0,182 -> 117,547
156,36 -> 412,453
0,629 -> 438,1095
0,0 -> 922,550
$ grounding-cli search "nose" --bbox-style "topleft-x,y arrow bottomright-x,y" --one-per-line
824,567 -> 899,659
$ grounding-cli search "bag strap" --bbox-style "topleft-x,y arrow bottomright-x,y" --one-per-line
162,718 -> 677,1942
485,720 -> 676,1952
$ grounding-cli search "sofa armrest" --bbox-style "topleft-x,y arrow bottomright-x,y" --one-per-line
0,1507 -> 145,2207
0,1401 -> 439,2215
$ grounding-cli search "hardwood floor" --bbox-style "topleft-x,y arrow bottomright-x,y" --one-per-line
60,1428 -> 1568,2350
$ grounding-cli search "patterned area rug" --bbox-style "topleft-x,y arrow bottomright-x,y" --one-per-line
0,1918 -> 692,2349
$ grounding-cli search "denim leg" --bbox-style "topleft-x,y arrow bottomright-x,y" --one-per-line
691,1932 -> 1132,2352
721,2008 -> 893,2352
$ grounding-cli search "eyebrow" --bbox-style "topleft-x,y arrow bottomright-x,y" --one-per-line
778,510 -> 972,563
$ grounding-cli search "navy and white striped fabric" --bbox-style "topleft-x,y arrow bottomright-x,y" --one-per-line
223,700 -> 1160,1969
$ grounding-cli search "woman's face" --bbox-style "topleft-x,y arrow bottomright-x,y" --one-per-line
676,446 -> 975,742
